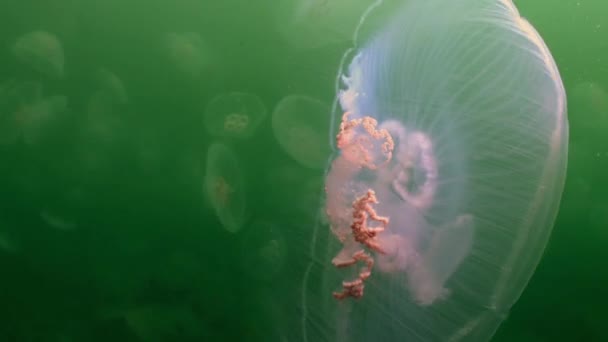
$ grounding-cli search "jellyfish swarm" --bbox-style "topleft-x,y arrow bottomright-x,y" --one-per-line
310,0 -> 568,341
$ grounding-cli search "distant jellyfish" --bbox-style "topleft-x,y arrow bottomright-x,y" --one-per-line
300,1 -> 568,341
204,142 -> 247,233
0,79 -> 67,145
204,92 -> 267,139
275,0 -> 377,49
239,221 -> 287,281
40,211 -> 77,231
164,32 -> 210,78
0,222 -> 18,254
80,68 -> 127,144
11,31 -> 65,78
94,68 -> 128,105
272,94 -> 332,169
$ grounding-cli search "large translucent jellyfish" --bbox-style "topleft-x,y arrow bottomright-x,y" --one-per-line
302,1 -> 568,341
0,80 -> 67,145
272,94 -> 333,169
204,142 -> 248,233
204,92 -> 267,139
11,31 -> 65,79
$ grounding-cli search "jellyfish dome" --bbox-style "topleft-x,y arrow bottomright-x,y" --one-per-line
304,0 -> 568,341
11,31 -> 65,79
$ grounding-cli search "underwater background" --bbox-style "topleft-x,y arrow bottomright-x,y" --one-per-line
0,0 -> 605,341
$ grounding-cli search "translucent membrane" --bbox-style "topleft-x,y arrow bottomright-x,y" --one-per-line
12,31 -> 65,79
204,142 -> 247,233
163,32 -> 209,78
301,0 -> 568,341
272,94 -> 332,169
204,92 -> 267,139
0,80 -> 67,145
275,0 -> 376,50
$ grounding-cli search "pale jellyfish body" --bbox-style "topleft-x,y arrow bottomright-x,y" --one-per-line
204,142 -> 248,233
163,32 -> 210,78
272,94 -> 332,169
204,92 -> 267,139
303,0 -> 568,341
12,31 -> 65,79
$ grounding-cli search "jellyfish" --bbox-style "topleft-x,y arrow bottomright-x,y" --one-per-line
239,221 -> 288,282
81,72 -> 127,146
204,92 -> 267,139
163,32 -> 210,78
95,68 -> 128,105
11,31 -> 65,79
0,80 -> 67,145
204,142 -> 248,233
300,1 -> 568,341
272,94 -> 332,169
275,0 -> 378,49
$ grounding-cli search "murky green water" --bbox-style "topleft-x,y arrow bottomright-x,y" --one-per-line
0,0 -> 605,341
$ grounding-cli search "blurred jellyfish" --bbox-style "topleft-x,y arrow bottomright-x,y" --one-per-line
204,142 -> 247,233
275,0 -> 377,49
81,70 -> 128,146
40,211 -> 77,231
239,221 -> 288,281
301,1 -> 568,341
204,92 -> 267,139
0,80 -> 67,145
164,32 -> 210,78
95,68 -> 128,105
272,94 -> 332,169
0,225 -> 18,254
11,31 -> 65,78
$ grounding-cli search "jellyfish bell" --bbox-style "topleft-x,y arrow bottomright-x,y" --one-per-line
204,142 -> 248,233
11,31 -> 65,79
94,68 -> 128,105
275,0 -> 379,50
272,94 -> 333,169
239,221 -> 288,282
163,32 -> 210,78
204,92 -> 267,139
0,79 -> 67,145
304,0 -> 568,341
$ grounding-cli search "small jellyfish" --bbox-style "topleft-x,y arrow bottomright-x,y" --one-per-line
11,31 -> 65,78
301,1 -> 568,341
0,223 -> 18,254
275,0 -> 377,49
0,80 -> 67,145
78,68 -> 128,148
204,142 -> 247,233
40,211 -> 77,231
239,221 -> 288,282
204,92 -> 267,139
272,94 -> 332,169
164,32 -> 210,78
95,68 -> 128,105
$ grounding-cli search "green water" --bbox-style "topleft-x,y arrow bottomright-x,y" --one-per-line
0,0 -> 606,341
